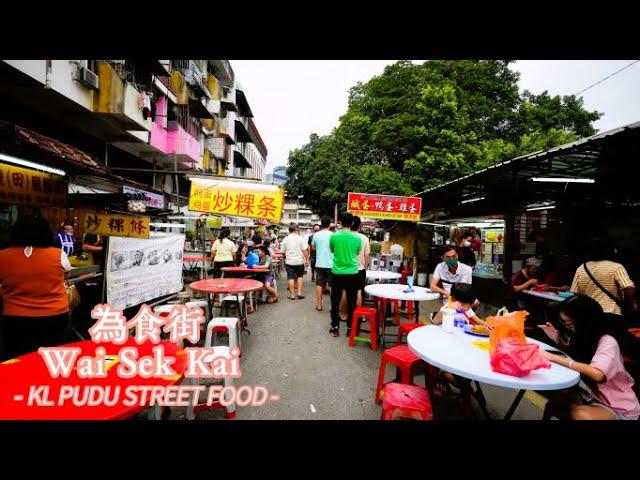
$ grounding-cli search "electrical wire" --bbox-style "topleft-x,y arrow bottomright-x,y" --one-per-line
573,60 -> 639,97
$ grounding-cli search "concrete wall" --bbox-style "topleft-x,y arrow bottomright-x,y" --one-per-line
4,60 -> 95,111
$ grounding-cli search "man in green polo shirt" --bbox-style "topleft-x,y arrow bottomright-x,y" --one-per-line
329,212 -> 362,337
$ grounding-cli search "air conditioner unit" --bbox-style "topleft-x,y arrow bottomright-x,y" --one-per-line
78,67 -> 99,90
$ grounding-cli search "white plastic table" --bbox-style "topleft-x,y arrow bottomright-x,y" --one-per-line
366,270 -> 402,282
523,290 -> 567,302
407,325 -> 580,419
364,284 -> 440,348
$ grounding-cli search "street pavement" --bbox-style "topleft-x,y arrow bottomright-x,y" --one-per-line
179,270 -> 548,420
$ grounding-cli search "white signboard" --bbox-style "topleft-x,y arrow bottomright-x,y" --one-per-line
123,185 -> 165,209
106,233 -> 185,310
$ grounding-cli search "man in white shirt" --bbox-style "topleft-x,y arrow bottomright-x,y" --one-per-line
430,245 -> 473,301
280,223 -> 309,300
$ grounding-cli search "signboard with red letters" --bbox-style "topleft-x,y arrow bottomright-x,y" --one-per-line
347,192 -> 422,222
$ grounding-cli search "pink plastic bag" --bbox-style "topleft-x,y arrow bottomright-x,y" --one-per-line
490,338 -> 551,377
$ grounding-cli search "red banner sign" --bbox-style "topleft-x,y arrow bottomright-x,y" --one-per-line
347,192 -> 422,222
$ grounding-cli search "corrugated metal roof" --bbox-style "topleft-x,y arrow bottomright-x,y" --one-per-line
15,125 -> 110,175
415,120 -> 640,198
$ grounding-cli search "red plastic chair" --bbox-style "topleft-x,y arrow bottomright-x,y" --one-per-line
375,345 -> 428,404
390,299 -> 416,323
396,322 -> 424,346
381,383 -> 433,420
349,307 -> 378,351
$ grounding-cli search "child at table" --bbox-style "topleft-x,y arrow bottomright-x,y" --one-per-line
257,246 -> 278,303
432,283 -> 487,327
430,283 -> 488,406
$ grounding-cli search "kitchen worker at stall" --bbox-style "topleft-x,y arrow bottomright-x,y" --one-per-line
430,245 -> 476,304
53,220 -> 76,256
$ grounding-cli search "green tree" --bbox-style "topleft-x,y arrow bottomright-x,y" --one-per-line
285,60 -> 602,216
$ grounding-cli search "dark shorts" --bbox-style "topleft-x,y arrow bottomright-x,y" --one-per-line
264,274 -> 274,284
315,267 -> 332,287
358,269 -> 366,290
286,264 -> 305,280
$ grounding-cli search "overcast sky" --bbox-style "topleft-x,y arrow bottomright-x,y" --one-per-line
231,60 -> 640,172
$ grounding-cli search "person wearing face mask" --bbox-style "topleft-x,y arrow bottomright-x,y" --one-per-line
430,245 -> 474,301
538,295 -> 640,420
458,232 -> 476,268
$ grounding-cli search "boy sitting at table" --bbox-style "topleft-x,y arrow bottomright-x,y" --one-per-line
431,283 -> 488,327
430,283 -> 488,407
256,246 -> 278,303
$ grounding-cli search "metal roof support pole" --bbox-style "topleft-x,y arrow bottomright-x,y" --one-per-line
503,168 -> 519,281
174,154 -> 180,212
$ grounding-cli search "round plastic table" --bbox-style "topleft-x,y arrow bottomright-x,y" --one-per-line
366,270 -> 401,282
0,338 -> 186,420
221,266 -> 269,276
407,325 -> 580,419
364,284 -> 440,348
183,256 -> 209,279
523,289 -> 566,302
189,279 -> 264,334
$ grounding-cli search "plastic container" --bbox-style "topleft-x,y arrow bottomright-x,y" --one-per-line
441,307 -> 456,333
417,273 -> 427,287
454,309 -> 468,330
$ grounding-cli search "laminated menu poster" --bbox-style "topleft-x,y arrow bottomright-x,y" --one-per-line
106,233 -> 185,310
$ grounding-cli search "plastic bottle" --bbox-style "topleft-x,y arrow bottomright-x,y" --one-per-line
454,308 -> 467,330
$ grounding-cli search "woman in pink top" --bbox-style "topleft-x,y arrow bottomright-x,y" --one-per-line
538,294 -> 640,420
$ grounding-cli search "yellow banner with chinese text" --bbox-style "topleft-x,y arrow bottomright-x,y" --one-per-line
0,163 -> 67,207
84,213 -> 150,239
188,179 -> 284,223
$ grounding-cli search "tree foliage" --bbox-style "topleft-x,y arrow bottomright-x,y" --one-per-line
285,60 -> 602,216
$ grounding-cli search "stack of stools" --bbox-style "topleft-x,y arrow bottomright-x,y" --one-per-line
348,307 -> 378,350
375,345 -> 429,404
204,317 -> 241,353
186,345 -> 237,420
221,295 -> 246,318
381,383 -> 433,420
186,300 -> 211,323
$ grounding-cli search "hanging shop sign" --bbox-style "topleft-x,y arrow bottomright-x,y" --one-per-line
188,179 -> 284,223
347,192 -> 422,222
123,185 -> 165,209
84,212 -> 150,239
0,163 -> 67,207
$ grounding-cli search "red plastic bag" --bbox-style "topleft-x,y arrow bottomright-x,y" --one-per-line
490,338 -> 551,377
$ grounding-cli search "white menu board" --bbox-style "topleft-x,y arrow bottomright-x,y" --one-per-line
106,232 -> 185,309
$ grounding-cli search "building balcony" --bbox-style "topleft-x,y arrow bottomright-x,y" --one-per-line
233,144 -> 252,170
170,69 -> 190,105
221,86 -> 237,111
234,115 -> 252,143
209,60 -> 234,88
94,61 -> 152,132
205,136 -> 227,161
207,74 -> 221,100
150,120 -> 201,165
235,82 -> 253,118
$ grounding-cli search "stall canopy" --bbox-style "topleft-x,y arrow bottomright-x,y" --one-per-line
417,121 -> 640,220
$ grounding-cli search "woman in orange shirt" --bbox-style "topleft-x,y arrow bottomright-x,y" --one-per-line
0,215 -> 69,361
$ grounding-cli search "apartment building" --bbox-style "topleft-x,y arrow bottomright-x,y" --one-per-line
0,59 -> 267,203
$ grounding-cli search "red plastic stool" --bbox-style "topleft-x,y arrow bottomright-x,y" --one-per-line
349,307 -> 378,350
390,300 -> 416,323
381,383 -> 433,420
375,345 -> 428,404
396,322 -> 424,346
